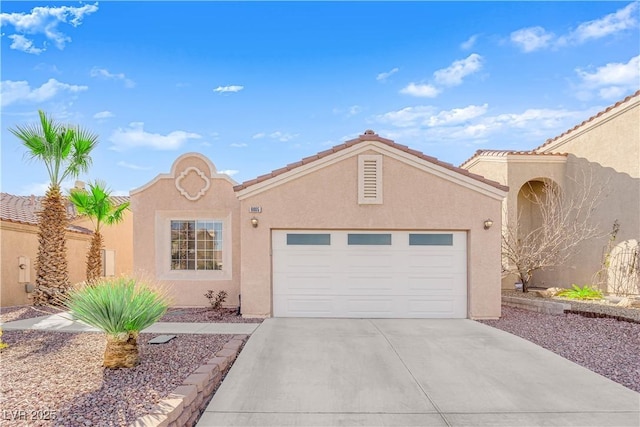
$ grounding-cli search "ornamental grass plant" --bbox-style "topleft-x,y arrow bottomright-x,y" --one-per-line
61,277 -> 170,368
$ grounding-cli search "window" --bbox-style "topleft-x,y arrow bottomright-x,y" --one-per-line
348,233 -> 392,245
171,220 -> 223,270
409,233 -> 453,246
287,233 -> 331,245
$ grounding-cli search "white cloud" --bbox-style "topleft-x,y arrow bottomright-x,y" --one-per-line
426,104 -> 489,126
376,67 -> 399,81
433,53 -> 483,86
511,3 -> 638,52
400,83 -> 440,98
460,34 -> 479,50
252,131 -> 297,142
376,104 -> 596,146
0,3 -> 98,53
218,169 -> 239,176
109,122 -> 201,151
269,131 -> 297,142
510,27 -> 554,52
230,142 -> 248,148
564,2 -> 638,44
117,161 -> 150,171
1,78 -> 87,107
400,54 -> 483,98
576,55 -> 640,100
376,106 -> 436,127
377,104 -> 488,128
213,85 -> 244,93
333,105 -> 362,117
8,34 -> 44,54
93,110 -> 114,119
90,67 -> 135,88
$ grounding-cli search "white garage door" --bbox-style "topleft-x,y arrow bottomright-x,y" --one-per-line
272,230 -> 467,318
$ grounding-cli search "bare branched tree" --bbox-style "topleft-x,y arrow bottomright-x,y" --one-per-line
502,170 -> 606,292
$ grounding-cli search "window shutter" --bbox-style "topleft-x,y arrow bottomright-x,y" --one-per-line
358,155 -> 383,204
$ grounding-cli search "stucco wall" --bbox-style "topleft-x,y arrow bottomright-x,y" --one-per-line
73,211 -> 134,277
238,149 -> 504,319
532,155 -> 640,289
131,154 -> 241,307
0,221 -> 92,306
537,97 -> 639,179
532,96 -> 639,289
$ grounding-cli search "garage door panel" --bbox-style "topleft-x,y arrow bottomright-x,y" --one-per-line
273,230 -> 467,318
408,298 -> 460,317
274,274 -> 334,292
275,296 -> 334,316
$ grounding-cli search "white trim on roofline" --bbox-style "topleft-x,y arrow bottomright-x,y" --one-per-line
237,140 -> 507,201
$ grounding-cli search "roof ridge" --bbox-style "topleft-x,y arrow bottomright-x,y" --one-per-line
534,89 -> 640,152
234,130 -> 508,192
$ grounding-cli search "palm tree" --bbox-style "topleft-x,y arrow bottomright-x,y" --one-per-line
69,181 -> 130,282
10,110 -> 98,305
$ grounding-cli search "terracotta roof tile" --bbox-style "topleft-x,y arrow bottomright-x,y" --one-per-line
459,149 -> 569,168
0,192 -> 128,234
535,90 -> 640,152
233,130 -> 508,192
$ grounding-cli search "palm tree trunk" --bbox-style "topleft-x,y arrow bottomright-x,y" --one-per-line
104,332 -> 139,368
34,185 -> 70,305
86,231 -> 103,283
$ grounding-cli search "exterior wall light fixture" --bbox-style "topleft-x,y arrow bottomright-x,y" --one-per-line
251,217 -> 259,228
484,219 -> 494,230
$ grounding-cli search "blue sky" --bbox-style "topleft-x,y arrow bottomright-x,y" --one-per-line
1,1 -> 639,196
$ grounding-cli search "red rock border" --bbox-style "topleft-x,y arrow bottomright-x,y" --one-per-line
130,334 -> 247,427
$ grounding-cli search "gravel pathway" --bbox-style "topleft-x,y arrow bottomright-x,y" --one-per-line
0,330 -> 227,426
479,306 -> 640,393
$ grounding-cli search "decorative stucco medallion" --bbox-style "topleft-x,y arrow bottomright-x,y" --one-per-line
175,166 -> 211,201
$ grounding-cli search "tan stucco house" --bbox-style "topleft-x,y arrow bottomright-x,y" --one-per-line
131,130 -> 508,319
0,191 -> 133,306
461,91 -> 640,294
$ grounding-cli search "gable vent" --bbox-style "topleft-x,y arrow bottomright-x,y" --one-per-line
358,154 -> 383,204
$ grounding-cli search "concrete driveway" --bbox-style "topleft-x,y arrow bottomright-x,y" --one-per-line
197,318 -> 640,426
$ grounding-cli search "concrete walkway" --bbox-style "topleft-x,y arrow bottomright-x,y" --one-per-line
0,312 -> 260,335
197,318 -> 640,427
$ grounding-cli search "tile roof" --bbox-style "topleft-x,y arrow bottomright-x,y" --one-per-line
534,90 -> 640,152
459,149 -> 568,168
233,130 -> 508,192
0,192 -> 129,234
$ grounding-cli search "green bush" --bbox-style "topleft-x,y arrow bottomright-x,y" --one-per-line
62,277 -> 170,337
0,328 -> 8,351
557,284 -> 603,300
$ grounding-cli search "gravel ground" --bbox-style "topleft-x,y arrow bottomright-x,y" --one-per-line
160,307 -> 263,323
0,330 -> 228,426
0,306 -> 263,325
479,305 -> 640,393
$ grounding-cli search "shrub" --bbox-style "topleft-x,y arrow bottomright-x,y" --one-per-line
60,277 -> 170,368
557,284 -> 604,300
0,328 -> 8,351
204,290 -> 228,310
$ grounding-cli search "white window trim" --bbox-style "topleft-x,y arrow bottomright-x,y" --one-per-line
156,211 -> 233,281
358,154 -> 383,204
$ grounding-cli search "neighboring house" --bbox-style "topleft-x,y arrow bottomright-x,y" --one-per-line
131,130 -> 508,319
461,91 -> 640,294
0,189 -> 133,307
